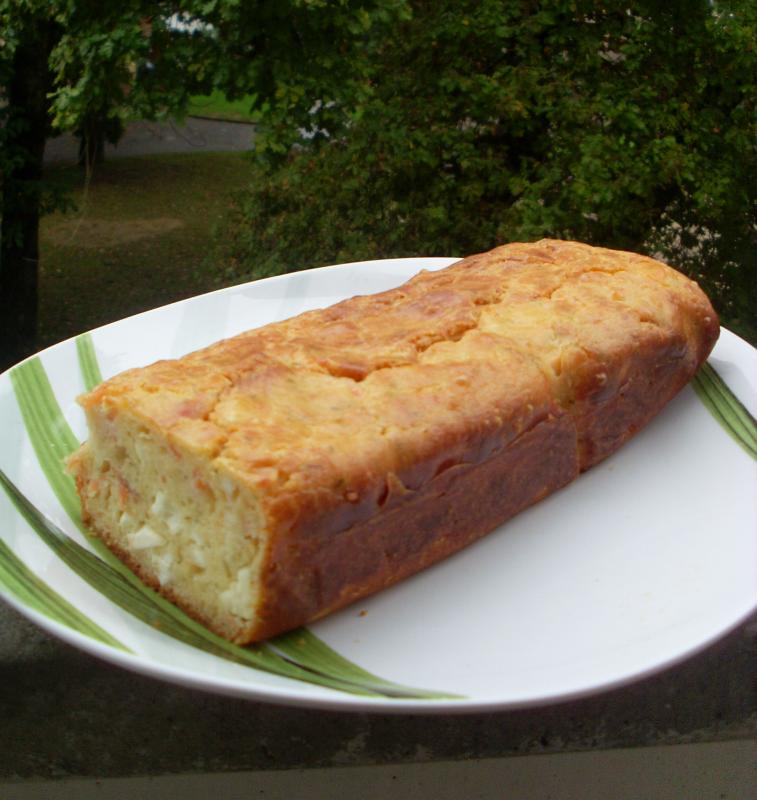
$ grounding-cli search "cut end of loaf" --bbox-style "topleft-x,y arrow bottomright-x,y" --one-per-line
67,411 -> 268,643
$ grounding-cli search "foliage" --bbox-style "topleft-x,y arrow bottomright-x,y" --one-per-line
0,0 -> 407,162
187,91 -> 258,122
221,0 -> 755,334
0,0 -> 407,367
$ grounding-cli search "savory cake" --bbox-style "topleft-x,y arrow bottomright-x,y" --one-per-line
67,240 -> 719,643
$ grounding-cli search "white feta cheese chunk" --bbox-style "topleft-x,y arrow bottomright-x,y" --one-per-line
118,511 -> 136,530
220,566 -> 253,615
127,524 -> 165,550
166,513 -> 184,536
152,551 -> 174,584
150,490 -> 169,517
189,544 -> 207,568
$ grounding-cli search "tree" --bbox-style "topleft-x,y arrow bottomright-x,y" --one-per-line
0,7 -> 56,372
220,0 -> 755,338
0,0 -> 407,370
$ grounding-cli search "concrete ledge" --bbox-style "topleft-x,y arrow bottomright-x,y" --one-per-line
2,741 -> 755,800
1,602 -> 754,781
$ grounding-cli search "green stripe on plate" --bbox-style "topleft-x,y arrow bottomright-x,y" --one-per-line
5,347 -> 448,699
0,537 -> 128,650
76,334 -> 103,391
10,360 -> 81,522
270,628 -> 461,699
693,362 -> 757,461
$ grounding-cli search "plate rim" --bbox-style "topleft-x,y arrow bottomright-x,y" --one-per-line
1,258 -> 755,713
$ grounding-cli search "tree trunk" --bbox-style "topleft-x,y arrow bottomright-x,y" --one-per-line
77,117 -> 107,169
0,18 -> 56,372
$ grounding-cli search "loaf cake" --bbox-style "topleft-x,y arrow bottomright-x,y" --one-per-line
67,240 -> 719,644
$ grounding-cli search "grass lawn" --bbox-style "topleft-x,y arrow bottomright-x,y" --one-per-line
187,91 -> 257,122
38,152 -> 254,350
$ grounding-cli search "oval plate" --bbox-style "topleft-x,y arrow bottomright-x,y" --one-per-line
1,258 -> 755,713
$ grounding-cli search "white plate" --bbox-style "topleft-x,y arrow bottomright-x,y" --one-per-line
1,257 -> 755,713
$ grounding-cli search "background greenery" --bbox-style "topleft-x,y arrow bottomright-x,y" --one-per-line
3,0 -> 755,361
215,0 -> 755,342
186,91 -> 259,123
0,0 -> 406,368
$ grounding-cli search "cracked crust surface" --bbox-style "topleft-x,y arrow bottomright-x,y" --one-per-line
70,239 -> 719,642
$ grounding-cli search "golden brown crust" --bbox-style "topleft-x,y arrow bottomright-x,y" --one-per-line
73,239 -> 720,643
253,411 -> 579,640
